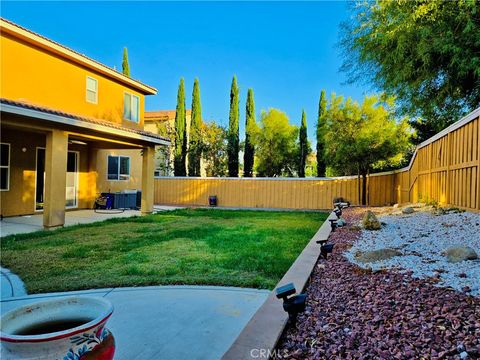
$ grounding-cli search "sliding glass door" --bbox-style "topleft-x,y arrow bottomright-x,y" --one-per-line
35,149 -> 78,210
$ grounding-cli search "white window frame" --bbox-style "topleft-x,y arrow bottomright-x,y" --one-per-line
107,155 -> 130,181
0,143 -> 10,191
123,92 -> 140,123
86,76 -> 98,104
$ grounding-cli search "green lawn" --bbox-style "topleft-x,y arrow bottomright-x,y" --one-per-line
1,209 -> 327,293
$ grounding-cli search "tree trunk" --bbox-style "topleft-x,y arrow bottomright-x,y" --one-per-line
366,168 -> 370,205
358,173 -> 361,205
361,171 -> 367,206
357,163 -> 361,205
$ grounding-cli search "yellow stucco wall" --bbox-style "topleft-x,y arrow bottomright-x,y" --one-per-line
96,149 -> 143,193
0,22 -> 159,219
0,128 -> 43,217
0,125 -> 95,217
0,32 -> 146,130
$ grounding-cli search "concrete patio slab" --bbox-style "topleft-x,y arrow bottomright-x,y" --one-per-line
0,286 -> 269,360
0,267 -> 27,299
0,206 -> 183,237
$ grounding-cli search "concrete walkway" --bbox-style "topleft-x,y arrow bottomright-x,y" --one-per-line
0,286 -> 269,360
0,206 -> 182,237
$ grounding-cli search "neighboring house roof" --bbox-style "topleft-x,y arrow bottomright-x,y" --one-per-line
145,110 -> 192,122
0,18 -> 157,95
0,98 -> 170,146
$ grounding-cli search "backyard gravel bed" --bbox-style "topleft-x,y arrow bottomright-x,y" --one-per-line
346,207 -> 480,296
275,208 -> 480,359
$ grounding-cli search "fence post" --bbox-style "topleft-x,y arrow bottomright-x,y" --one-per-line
429,143 -> 433,202
477,117 -> 480,210
446,132 -> 451,206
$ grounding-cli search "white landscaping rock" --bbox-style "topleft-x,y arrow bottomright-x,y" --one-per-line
345,209 -> 480,296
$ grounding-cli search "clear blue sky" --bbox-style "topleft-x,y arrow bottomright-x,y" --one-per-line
3,1 -> 371,143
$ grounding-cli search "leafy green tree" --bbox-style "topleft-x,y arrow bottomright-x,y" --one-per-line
316,90 -> 327,177
243,88 -> 255,177
122,47 -> 130,77
188,78 -> 203,176
324,94 -> 411,205
305,153 -> 317,177
202,121 -> 229,177
174,78 -> 187,176
227,76 -> 240,177
249,109 -> 299,177
155,121 -> 175,175
341,0 -> 480,143
298,110 -> 310,178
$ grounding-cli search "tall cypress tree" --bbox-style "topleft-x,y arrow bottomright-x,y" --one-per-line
243,88 -> 255,177
316,90 -> 327,177
227,76 -> 239,177
188,78 -> 202,176
298,110 -> 308,178
122,47 -> 130,77
174,78 -> 187,176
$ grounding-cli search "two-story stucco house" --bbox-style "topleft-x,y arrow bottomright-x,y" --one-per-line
0,18 -> 169,228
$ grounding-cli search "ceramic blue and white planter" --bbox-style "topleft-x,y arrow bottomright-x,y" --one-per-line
0,296 -> 115,360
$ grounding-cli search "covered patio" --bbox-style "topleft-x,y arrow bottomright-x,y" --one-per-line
0,99 -> 170,229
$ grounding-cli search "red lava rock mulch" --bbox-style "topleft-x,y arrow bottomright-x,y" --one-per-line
275,208 -> 480,360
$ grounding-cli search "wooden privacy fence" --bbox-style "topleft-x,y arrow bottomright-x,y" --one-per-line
154,108 -> 480,211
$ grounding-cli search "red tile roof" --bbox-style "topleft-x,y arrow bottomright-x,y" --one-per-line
145,110 -> 192,121
0,98 -> 169,143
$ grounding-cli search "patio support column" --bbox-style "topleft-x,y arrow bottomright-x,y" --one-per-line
87,147 -> 99,207
141,145 -> 155,214
43,130 -> 68,228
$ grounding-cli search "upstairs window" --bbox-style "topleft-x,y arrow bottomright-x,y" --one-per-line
0,143 -> 10,191
107,155 -> 130,181
124,93 -> 139,123
86,76 -> 98,104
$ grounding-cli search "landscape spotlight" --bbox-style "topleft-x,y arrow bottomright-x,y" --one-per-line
329,219 -> 338,232
275,283 -> 307,324
334,201 -> 350,209
321,243 -> 335,259
333,207 -> 342,218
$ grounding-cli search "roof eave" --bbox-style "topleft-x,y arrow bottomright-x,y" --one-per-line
1,19 -> 157,96
1,103 -> 170,146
